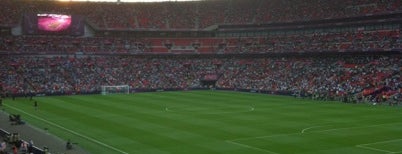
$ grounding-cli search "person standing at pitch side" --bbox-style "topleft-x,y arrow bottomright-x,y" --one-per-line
34,101 -> 38,110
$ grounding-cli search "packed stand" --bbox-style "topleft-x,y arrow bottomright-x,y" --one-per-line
0,29 -> 400,54
0,131 -> 37,154
0,55 -> 400,104
216,56 -> 401,104
0,56 -> 223,94
0,36 -> 149,54
0,0 -> 400,30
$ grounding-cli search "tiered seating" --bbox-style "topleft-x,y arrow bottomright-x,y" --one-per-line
1,55 -> 400,103
0,0 -> 400,30
0,28 -> 400,54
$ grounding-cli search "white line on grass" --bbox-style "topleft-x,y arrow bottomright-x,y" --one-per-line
312,122 -> 402,134
355,145 -> 395,153
356,138 -> 402,154
164,106 -> 255,114
231,123 -> 336,141
230,122 -> 402,142
301,125 -> 331,133
225,140 -> 279,154
227,122 -> 402,154
5,104 -> 129,154
358,138 -> 402,146
230,132 -> 300,142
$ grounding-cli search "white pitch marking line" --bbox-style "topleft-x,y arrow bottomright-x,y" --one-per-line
5,104 -> 129,154
225,140 -> 279,154
358,138 -> 402,146
312,122 -> 402,134
301,125 -> 329,133
230,132 -> 300,142
231,124 -> 332,141
164,106 -> 255,114
355,145 -> 395,153
356,138 -> 402,153
231,122 -> 402,142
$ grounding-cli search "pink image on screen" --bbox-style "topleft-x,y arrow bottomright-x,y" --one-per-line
37,14 -> 71,32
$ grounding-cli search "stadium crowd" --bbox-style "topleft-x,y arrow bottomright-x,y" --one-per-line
0,0 -> 400,153
0,133 -> 35,154
0,29 -> 400,54
0,0 -> 400,29
1,55 -> 401,104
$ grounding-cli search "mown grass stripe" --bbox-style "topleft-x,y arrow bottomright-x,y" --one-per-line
3,90 -> 402,154
4,103 -> 129,154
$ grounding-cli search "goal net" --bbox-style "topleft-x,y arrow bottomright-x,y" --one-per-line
101,85 -> 130,95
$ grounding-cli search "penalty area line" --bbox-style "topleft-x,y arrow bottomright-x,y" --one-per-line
5,104 -> 129,154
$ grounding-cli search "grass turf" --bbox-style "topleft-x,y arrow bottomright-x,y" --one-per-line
3,90 -> 402,154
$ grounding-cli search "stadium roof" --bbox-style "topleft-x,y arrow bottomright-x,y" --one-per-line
58,0 -> 201,2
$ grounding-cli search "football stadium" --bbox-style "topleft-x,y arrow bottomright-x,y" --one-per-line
0,0 -> 401,153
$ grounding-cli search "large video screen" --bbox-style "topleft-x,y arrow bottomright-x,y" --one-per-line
37,14 -> 72,32
23,13 -> 84,36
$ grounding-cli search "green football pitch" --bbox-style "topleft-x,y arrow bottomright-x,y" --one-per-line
3,90 -> 402,154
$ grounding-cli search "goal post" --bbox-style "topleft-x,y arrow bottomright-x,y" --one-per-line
101,85 -> 130,95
